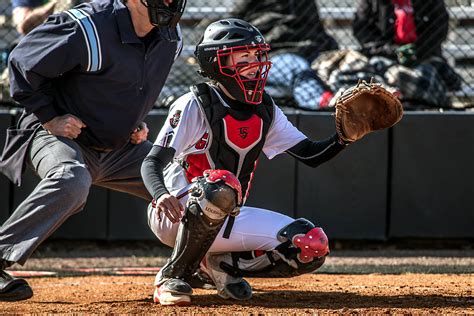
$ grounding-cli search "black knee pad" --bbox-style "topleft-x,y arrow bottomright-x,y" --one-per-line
186,170 -> 241,224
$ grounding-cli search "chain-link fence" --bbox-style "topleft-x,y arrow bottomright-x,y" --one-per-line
0,0 -> 473,109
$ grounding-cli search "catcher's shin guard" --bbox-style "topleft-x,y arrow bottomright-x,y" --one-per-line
219,218 -> 329,278
156,170 -> 241,287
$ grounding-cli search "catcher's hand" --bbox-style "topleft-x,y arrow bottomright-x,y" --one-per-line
335,78 -> 403,144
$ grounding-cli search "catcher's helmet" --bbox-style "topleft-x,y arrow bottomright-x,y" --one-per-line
194,18 -> 272,104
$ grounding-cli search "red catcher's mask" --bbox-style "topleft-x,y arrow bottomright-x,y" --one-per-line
216,43 -> 272,105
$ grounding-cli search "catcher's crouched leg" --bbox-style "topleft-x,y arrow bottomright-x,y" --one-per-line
213,218 -> 329,280
154,170 -> 241,306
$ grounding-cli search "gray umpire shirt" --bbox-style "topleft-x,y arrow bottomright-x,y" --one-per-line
1,0 -> 182,185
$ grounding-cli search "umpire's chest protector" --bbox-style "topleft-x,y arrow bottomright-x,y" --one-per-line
185,83 -> 274,202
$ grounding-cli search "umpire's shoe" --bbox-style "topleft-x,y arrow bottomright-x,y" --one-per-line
153,278 -> 192,306
0,261 -> 33,301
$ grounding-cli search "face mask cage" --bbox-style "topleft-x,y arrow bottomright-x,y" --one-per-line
216,44 -> 272,104
140,0 -> 186,28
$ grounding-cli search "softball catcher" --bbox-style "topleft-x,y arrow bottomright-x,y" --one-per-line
141,18 -> 403,306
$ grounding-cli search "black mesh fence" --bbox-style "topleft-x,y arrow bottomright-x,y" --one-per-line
0,0 -> 473,109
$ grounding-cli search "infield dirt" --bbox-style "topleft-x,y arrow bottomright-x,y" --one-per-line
1,274 -> 473,314
1,242 -> 473,314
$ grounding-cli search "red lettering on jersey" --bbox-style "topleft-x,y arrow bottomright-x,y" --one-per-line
223,114 -> 262,149
195,132 -> 209,150
184,153 -> 212,183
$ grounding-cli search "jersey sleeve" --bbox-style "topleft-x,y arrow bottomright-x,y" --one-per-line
153,93 -> 206,157
8,12 -> 89,124
262,105 -> 307,159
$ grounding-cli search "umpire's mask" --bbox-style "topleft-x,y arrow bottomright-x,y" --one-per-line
140,0 -> 186,41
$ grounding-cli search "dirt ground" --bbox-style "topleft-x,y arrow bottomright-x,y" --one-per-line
0,273 -> 472,314
1,242 -> 473,314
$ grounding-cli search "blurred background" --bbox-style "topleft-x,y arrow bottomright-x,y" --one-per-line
1,0 -> 473,109
0,0 -> 473,244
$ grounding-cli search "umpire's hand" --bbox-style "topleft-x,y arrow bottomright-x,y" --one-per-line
42,114 -> 86,139
130,122 -> 149,144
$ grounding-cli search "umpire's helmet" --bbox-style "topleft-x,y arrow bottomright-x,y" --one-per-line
194,18 -> 272,104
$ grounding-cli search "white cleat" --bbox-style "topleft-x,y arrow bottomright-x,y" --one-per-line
153,278 -> 192,306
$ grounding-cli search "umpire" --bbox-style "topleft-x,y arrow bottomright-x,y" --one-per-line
0,0 -> 186,301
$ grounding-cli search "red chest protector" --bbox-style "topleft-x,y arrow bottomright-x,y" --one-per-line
184,83 -> 274,204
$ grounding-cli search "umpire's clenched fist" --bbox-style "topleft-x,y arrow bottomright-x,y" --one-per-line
130,122 -> 149,145
42,114 -> 86,139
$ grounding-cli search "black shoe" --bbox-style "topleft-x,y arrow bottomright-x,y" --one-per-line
0,270 -> 33,301
222,279 -> 252,300
186,269 -> 216,289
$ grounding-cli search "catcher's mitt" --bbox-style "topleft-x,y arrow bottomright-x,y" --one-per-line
335,78 -> 403,144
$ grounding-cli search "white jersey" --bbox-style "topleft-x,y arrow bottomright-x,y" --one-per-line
149,88 -> 313,259
153,87 -> 307,197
